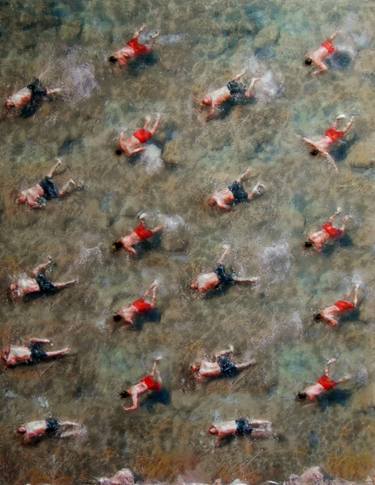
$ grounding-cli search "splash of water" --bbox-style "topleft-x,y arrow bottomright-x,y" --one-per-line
77,244 -> 103,266
58,50 -> 98,103
140,144 -> 164,174
260,240 -> 292,283
246,55 -> 283,102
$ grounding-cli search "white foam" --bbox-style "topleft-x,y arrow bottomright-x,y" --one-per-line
260,240 -> 292,283
139,144 -> 164,174
246,56 -> 282,102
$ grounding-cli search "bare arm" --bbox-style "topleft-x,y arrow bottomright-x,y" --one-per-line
143,280 -> 158,305
123,392 -> 139,412
133,24 -> 146,38
217,244 -> 231,265
233,69 -> 247,81
31,256 -> 53,277
328,207 -> 342,222
245,77 -> 260,98
312,61 -> 328,76
329,31 -> 339,41
237,168 -> 252,183
343,117 -> 354,135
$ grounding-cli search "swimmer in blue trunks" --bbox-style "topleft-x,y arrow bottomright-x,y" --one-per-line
17,418 -> 83,443
208,418 -> 273,446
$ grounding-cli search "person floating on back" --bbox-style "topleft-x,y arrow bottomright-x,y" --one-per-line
1,338 -> 69,368
191,245 -> 258,295
208,168 -> 266,211
116,114 -> 161,157
17,418 -> 84,444
304,208 -> 350,252
191,345 -> 256,382
17,159 -> 81,209
108,24 -> 159,67
304,32 -> 339,76
120,357 -> 163,412
113,280 -> 159,327
208,418 -> 273,447
314,284 -> 361,327
8,256 -> 77,302
302,114 -> 354,172
199,70 -> 260,121
297,358 -> 351,401
112,214 -> 163,256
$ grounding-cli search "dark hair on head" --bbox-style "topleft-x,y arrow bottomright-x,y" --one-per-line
310,149 -> 319,156
313,313 -> 322,322
115,148 -> 123,156
297,392 -> 307,400
108,56 -> 118,64
304,58 -> 313,66
119,390 -> 131,398
304,241 -> 313,249
112,241 -> 123,252
113,314 -> 122,322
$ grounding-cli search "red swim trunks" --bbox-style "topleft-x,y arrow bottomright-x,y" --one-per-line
132,298 -> 153,314
133,128 -> 153,144
134,223 -> 154,241
142,375 -> 162,392
127,37 -> 150,56
321,39 -> 336,55
318,374 -> 337,391
322,222 -> 344,239
325,127 -> 345,143
334,300 -> 355,313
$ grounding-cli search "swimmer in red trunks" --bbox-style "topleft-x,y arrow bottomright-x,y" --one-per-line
208,418 -> 273,447
304,32 -> 339,75
112,214 -> 163,256
8,256 -> 78,302
17,419 -> 84,444
113,280 -> 158,327
116,113 -> 161,157
120,357 -> 163,412
297,358 -> 351,401
191,245 -> 258,294
191,345 -> 256,382
17,159 -> 82,210
1,338 -> 70,368
304,208 -> 350,252
314,284 -> 361,327
5,78 -> 62,114
199,71 -> 260,121
302,114 -> 354,172
208,168 -> 266,211
108,24 -> 159,67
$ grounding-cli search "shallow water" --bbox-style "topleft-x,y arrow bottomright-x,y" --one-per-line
0,0 -> 375,483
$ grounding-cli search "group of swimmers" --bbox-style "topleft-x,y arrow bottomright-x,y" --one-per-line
1,25 -> 366,455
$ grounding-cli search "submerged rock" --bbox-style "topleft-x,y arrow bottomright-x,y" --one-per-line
348,135 -> 375,169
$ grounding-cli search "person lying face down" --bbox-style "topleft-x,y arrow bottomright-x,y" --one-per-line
112,214 -> 164,256
313,284 -> 361,328
304,31 -> 339,76
108,24 -> 159,67
1,337 -> 69,368
303,207 -> 351,252
113,281 -> 159,327
120,358 -> 163,412
5,78 -> 62,115
296,358 -> 352,402
208,418 -> 273,447
115,114 -> 161,158
301,114 -> 354,172
208,168 -> 266,211
199,70 -> 260,121
17,418 -> 83,444
191,345 -> 256,382
191,245 -> 258,294
8,256 -> 77,302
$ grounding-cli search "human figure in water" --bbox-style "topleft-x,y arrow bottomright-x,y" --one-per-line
17,418 -> 84,444
112,214 -> 163,256
208,418 -> 273,447
304,32 -> 339,75
304,208 -> 351,252
1,338 -> 69,367
113,280 -> 159,327
116,114 -> 161,157
208,168 -> 266,211
314,284 -> 361,327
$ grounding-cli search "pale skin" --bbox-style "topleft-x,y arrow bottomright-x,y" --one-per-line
1,338 -> 70,367
122,358 -> 162,412
8,256 -> 77,301
5,86 -> 62,111
199,71 -> 261,121
17,420 -> 82,443
115,217 -> 164,256
17,159 -> 80,209
208,419 -> 273,447
302,114 -> 354,172
118,114 -> 161,157
191,345 -> 256,382
317,284 -> 361,327
305,207 -> 350,252
114,280 -> 158,326
305,32 -> 338,76
110,24 -> 160,67
191,245 -> 258,293
299,358 -> 351,401
208,168 -> 266,211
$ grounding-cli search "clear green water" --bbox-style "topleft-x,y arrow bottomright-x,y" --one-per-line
0,0 -> 374,483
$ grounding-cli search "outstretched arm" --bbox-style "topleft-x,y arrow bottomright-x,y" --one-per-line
237,168 -> 252,183
31,256 -> 53,277
217,245 -> 231,265
233,69 -> 247,81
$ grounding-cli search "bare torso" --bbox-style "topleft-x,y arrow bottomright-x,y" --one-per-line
11,276 -> 40,299
2,345 -> 31,366
308,229 -> 330,251
320,304 -> 341,326
119,134 -> 144,156
193,272 -> 220,292
6,87 -> 32,109
19,184 -> 45,208
206,86 -> 231,107
303,382 -> 325,400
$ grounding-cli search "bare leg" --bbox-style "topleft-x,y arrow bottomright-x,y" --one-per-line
31,257 -> 53,277
235,359 -> 256,370
53,279 -> 77,290
351,284 -> 361,308
237,168 -> 252,183
45,348 -> 70,359
233,276 -> 258,285
329,31 -> 339,41
59,179 -> 77,197
214,345 -> 234,359
248,182 -> 266,201
150,358 -> 162,384
46,88 -> 62,96
328,207 -> 342,222
143,115 -> 152,130
217,245 -> 231,265
245,77 -> 261,97
149,114 -> 161,135
47,159 -> 63,178
336,374 -> 352,384
233,69 -> 247,81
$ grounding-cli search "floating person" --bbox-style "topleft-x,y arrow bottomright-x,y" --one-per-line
191,345 -> 256,381
113,280 -> 159,327
116,114 -> 161,158
17,418 -> 84,444
199,71 -> 260,121
314,284 -> 361,327
108,24 -> 159,67
4,78 -> 62,117
191,245 -> 258,295
112,214 -> 163,256
1,338 -> 70,367
8,256 -> 77,302
304,208 -> 350,252
296,358 -> 352,401
208,168 -> 266,211
208,418 -> 273,447
120,357 -> 163,412
301,114 -> 354,171
304,32 -> 340,75
17,159 -> 82,209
